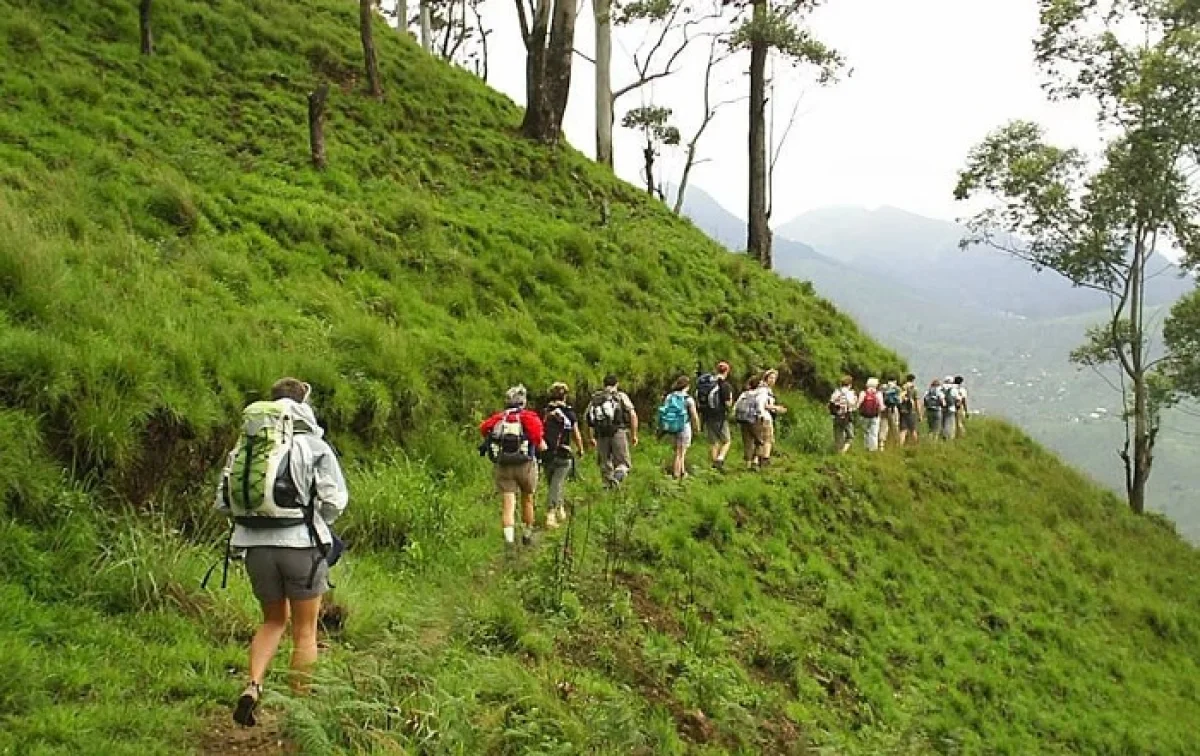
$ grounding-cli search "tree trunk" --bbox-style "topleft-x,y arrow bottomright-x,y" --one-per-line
520,0 -> 552,140
1126,235 -> 1153,514
420,0 -> 433,51
594,0 -> 614,168
360,0 -> 383,96
397,0 -> 409,35
138,0 -> 153,55
747,0 -> 771,268
308,83 -> 330,170
643,144 -> 655,195
541,0 -> 578,142
520,0 -> 576,143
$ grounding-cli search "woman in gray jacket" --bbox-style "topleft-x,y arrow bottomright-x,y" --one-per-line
217,377 -> 348,727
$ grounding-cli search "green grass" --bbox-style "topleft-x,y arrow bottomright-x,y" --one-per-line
1,0 -> 1199,752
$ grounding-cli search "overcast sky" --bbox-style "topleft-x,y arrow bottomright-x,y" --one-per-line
464,0 -> 1100,225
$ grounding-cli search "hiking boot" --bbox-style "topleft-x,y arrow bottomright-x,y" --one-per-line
522,531 -> 535,547
713,459 -> 725,472
759,457 -> 772,469
555,506 -> 568,524
233,682 -> 261,727
546,511 -> 559,529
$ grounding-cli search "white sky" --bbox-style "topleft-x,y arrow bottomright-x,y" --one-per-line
415,0 -> 1101,225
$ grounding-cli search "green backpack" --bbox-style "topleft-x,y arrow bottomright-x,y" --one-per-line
224,400 -> 307,527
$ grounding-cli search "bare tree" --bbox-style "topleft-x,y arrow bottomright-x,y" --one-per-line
138,0 -> 153,55
594,0 -> 721,169
360,0 -> 383,96
308,83 -> 330,170
674,35 -> 738,215
516,0 -> 579,143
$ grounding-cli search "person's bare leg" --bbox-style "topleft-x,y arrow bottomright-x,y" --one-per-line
501,492 -> 516,528
289,596 -> 322,695
249,600 -> 290,686
521,493 -> 535,527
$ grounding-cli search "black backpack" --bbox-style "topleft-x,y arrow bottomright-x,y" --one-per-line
696,373 -> 723,417
542,405 -> 575,458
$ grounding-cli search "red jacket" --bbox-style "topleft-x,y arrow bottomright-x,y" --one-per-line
480,408 -> 545,446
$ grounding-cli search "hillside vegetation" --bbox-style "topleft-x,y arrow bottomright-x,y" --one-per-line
2,0 -> 1199,753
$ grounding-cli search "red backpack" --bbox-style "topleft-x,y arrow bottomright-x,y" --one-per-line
859,390 -> 881,418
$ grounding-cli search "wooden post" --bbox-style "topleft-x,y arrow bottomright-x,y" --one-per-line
138,0 -> 153,55
308,84 -> 329,170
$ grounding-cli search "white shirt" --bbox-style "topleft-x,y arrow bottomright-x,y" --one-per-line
831,387 -> 857,410
754,386 -> 776,425
943,384 -> 960,413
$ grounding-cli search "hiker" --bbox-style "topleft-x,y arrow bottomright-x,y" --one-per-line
924,378 -> 945,439
755,369 -> 787,467
216,378 -> 349,728
734,375 -> 765,469
541,382 -> 584,529
697,361 -> 735,470
586,375 -> 639,488
480,385 -> 547,546
857,377 -> 885,452
954,375 -> 969,438
941,375 -> 961,441
829,375 -> 857,454
658,375 -> 703,480
898,373 -> 923,446
881,377 -> 902,449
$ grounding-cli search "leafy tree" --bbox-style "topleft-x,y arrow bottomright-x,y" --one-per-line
622,105 -> 680,198
516,0 -> 579,143
730,0 -> 842,269
955,0 -> 1200,514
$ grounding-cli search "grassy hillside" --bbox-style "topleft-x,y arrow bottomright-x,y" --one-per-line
2,0 -> 1199,753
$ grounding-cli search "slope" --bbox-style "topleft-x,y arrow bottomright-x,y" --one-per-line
1,0 -> 1199,754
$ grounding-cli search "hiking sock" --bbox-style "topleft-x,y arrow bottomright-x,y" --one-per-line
503,526 -> 515,544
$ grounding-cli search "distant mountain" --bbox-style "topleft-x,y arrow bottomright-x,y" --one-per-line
776,206 -> 1193,319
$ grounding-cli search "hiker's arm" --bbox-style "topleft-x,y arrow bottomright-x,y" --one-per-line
313,444 -> 349,525
572,426 -> 585,457
526,413 -> 548,453
689,403 -> 702,432
629,409 -> 639,444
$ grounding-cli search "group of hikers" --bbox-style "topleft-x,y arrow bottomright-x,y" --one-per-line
214,367 -> 969,727
476,363 -> 793,546
828,373 -> 970,454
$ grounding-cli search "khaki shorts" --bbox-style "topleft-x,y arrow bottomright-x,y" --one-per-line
244,546 -> 329,604
494,460 -> 538,495
741,422 -> 765,461
705,416 -> 731,444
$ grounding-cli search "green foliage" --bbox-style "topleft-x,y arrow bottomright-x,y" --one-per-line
621,104 -> 681,146
729,0 -> 845,81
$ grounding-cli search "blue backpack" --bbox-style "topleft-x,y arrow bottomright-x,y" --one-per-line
657,392 -> 689,434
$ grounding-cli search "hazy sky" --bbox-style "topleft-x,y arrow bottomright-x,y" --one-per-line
467,0 -> 1099,225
